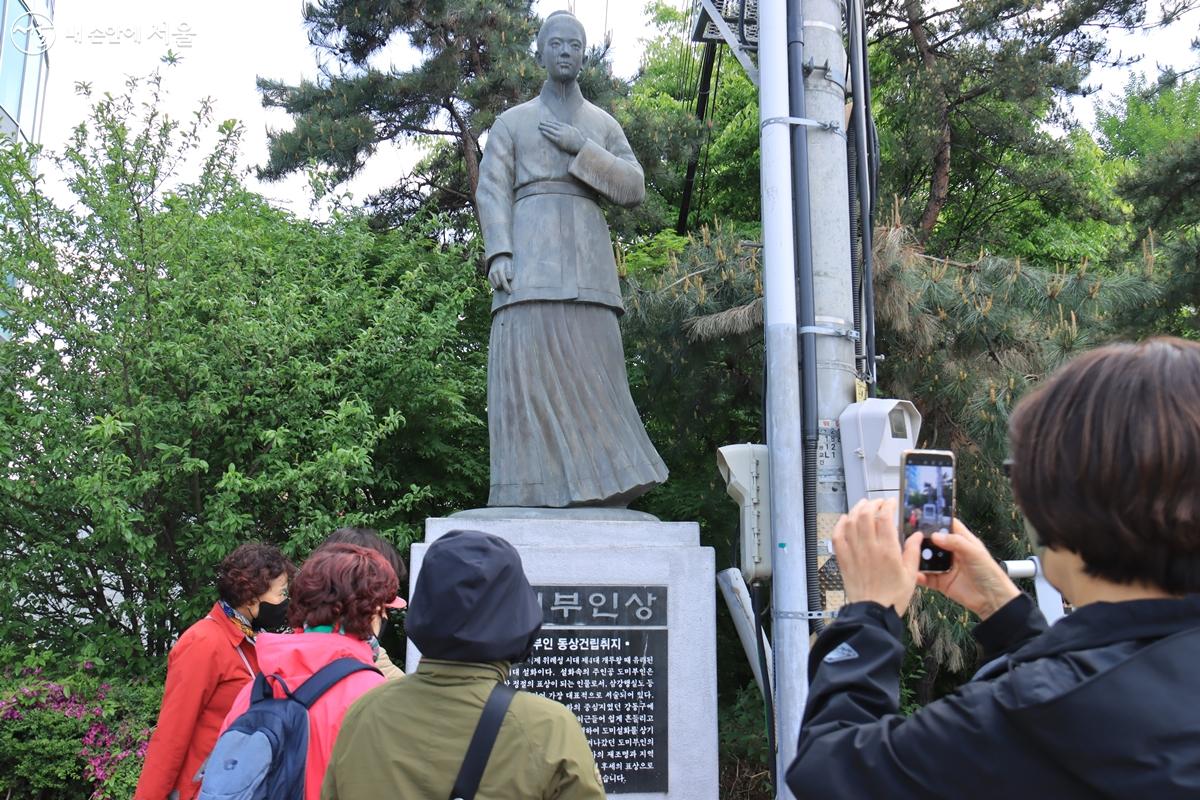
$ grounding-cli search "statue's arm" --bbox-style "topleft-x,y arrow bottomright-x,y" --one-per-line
567,120 -> 646,209
476,118 -> 516,265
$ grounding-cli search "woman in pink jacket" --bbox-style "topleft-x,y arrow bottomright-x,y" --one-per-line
218,543 -> 402,800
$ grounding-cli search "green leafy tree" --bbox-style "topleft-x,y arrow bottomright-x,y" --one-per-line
258,0 -> 540,222
1098,67 -> 1200,337
0,75 -> 488,671
922,127 -> 1129,265
628,3 -> 747,229
634,1 -> 1153,258
867,0 -> 1197,251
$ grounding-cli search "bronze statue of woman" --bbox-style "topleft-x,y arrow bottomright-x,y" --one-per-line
476,10 -> 668,508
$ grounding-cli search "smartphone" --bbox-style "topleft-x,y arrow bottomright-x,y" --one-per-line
898,449 -> 955,573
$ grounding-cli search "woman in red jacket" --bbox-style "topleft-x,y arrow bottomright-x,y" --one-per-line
135,543 -> 295,800
216,543 -> 399,800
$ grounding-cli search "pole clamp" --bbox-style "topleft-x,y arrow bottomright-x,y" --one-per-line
777,609 -> 839,620
800,52 -> 847,91
761,115 -> 843,135
799,324 -> 860,341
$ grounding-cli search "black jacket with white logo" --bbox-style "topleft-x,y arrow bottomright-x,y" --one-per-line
786,593 -> 1200,799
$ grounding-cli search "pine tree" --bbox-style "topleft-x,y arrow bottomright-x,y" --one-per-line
621,217 -> 1157,699
257,1 -> 703,234
257,0 -> 541,224
868,0 -> 1194,252
868,220 -> 1157,695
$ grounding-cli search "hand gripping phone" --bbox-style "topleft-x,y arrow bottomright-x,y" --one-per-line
898,449 -> 955,572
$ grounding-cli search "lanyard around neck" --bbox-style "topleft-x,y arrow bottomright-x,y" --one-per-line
206,614 -> 256,678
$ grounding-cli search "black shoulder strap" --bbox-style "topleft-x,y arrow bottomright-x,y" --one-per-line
448,683 -> 517,800
292,657 -> 382,709
249,672 -> 276,704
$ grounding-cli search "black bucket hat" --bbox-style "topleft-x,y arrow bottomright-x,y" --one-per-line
406,530 -> 543,663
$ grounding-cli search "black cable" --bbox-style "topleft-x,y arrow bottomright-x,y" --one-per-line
858,0 -> 880,390
787,0 -> 825,636
693,46 -> 724,225
848,118 -> 865,374
681,3 -> 696,102
847,0 -> 868,379
676,41 -> 718,233
751,580 -> 777,790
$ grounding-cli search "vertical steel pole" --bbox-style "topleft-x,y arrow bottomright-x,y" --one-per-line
758,2 -> 809,797
805,0 -> 858,609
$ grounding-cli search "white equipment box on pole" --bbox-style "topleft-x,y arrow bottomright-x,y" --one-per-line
839,399 -> 922,506
717,444 -> 773,582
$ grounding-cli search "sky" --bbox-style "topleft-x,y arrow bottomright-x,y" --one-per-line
33,0 -> 663,214
1071,0 -> 1200,128
26,0 -> 1200,215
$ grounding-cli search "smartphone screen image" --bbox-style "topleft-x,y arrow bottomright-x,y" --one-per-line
900,451 -> 955,572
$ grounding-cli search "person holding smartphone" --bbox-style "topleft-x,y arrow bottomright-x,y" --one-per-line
787,337 -> 1200,799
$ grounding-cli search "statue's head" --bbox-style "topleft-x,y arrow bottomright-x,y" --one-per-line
536,10 -> 586,84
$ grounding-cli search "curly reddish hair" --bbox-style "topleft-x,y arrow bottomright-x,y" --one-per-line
287,543 -> 399,639
217,543 -> 296,607
320,527 -> 409,590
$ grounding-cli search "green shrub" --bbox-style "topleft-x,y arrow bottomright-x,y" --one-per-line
718,681 -> 773,800
0,661 -> 160,799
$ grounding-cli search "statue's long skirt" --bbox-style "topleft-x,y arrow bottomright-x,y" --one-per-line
487,301 -> 668,507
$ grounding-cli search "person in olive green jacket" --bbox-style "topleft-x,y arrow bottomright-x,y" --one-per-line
321,529 -> 606,800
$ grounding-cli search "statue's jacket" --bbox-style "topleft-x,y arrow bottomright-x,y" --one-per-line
477,81 -> 645,316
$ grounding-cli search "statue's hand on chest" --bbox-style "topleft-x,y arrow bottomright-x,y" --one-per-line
538,120 -> 586,155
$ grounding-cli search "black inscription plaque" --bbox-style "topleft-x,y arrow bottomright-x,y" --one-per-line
509,585 -> 668,794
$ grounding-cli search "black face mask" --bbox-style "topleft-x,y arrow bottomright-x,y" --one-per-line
376,614 -> 390,640
253,598 -> 290,632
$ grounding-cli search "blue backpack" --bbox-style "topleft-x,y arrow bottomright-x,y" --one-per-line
198,657 -> 380,800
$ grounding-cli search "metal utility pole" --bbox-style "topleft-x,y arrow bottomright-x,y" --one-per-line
797,0 -> 858,565
696,1 -> 860,795
757,3 -> 810,797
774,0 -> 858,792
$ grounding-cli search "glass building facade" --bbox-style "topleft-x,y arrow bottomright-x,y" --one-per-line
1,0 -> 49,340
0,0 -> 52,146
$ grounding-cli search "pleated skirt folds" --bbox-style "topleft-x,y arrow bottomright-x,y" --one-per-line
487,301 -> 668,508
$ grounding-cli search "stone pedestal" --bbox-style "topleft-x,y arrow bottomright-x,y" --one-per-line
406,516 -> 719,800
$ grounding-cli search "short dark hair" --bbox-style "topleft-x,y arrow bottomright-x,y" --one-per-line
217,543 -> 296,607
1009,337 -> 1200,593
320,527 -> 408,590
287,543 -> 398,639
536,10 -> 586,56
